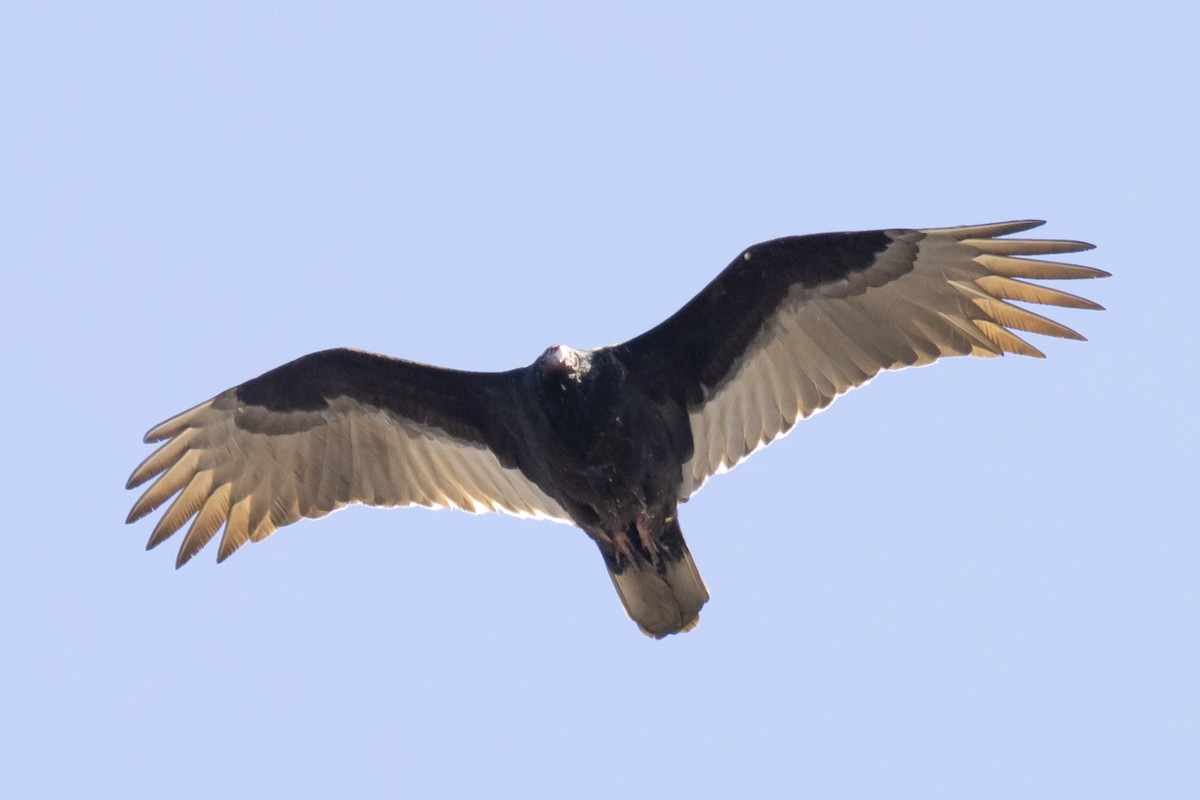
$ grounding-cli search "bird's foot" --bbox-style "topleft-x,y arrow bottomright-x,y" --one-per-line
611,529 -> 642,571
636,517 -> 662,570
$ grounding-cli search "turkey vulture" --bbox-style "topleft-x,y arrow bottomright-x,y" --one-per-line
126,220 -> 1106,638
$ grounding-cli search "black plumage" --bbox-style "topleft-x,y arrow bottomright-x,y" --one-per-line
126,221 -> 1107,637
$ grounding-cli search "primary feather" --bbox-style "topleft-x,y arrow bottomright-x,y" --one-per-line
127,220 -> 1106,637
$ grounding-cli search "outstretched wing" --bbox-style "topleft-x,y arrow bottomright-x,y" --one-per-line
613,220 -> 1108,498
126,348 -> 570,567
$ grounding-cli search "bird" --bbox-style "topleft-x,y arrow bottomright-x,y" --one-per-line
126,220 -> 1107,638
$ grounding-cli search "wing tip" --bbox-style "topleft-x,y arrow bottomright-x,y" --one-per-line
922,219 -> 1045,238
125,466 -> 155,491
142,397 -> 221,443
927,220 -> 1099,257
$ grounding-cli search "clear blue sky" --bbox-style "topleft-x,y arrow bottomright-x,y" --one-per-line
3,2 -> 1196,798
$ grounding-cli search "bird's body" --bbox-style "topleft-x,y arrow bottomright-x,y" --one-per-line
519,347 -> 707,635
127,221 -> 1107,637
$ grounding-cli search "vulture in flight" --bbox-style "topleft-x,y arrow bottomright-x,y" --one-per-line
126,220 -> 1107,638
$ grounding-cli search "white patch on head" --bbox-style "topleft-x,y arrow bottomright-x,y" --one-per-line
742,252 -> 752,261
540,344 -> 589,377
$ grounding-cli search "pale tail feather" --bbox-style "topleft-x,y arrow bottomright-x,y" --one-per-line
607,538 -> 709,638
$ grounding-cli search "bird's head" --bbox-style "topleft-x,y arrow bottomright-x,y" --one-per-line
537,344 -> 591,380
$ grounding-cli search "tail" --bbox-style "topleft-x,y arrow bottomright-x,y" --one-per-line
605,520 -> 710,638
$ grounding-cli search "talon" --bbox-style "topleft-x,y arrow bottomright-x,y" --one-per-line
635,517 -> 661,568
612,529 -> 640,571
